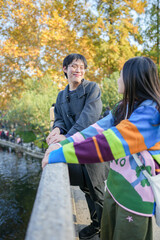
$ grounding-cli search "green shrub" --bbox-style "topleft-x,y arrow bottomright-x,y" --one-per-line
15,130 -> 36,143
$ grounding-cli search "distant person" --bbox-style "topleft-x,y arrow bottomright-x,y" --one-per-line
44,53 -> 109,239
30,142 -> 34,150
1,130 -> 5,139
5,130 -> 9,141
17,137 -> 22,145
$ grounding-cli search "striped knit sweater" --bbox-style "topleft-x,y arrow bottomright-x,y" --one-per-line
49,100 -> 160,216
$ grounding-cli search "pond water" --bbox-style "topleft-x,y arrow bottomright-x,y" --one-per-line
0,147 -> 42,240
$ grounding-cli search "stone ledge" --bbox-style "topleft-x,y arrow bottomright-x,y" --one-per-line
25,164 -> 75,240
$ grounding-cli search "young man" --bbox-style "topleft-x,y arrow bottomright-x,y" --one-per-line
44,53 -> 109,239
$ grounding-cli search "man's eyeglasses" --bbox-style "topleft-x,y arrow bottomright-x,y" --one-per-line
68,64 -> 85,71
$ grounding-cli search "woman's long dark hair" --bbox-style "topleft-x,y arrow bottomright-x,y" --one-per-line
114,56 -> 160,125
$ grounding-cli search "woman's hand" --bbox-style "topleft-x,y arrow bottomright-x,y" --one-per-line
42,144 -> 60,169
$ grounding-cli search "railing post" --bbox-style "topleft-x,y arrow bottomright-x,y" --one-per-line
25,163 -> 75,240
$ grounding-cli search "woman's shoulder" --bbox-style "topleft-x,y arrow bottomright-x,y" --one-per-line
133,100 -> 158,115
131,100 -> 160,124
136,100 -> 159,116
139,99 -> 157,108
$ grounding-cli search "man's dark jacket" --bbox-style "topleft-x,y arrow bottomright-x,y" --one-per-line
53,79 -> 109,191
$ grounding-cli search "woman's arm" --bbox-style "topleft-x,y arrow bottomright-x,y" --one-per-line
49,104 -> 160,165
60,111 -> 114,146
42,111 -> 114,168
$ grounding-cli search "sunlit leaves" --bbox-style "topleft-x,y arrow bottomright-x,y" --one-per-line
141,0 -> 160,75
0,0 -> 145,110
100,71 -> 122,112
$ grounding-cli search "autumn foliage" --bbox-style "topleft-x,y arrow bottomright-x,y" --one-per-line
0,0 -> 147,110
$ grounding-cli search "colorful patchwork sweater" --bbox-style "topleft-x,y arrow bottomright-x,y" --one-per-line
49,100 -> 160,216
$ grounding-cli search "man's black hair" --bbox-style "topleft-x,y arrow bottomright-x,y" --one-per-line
63,53 -> 87,78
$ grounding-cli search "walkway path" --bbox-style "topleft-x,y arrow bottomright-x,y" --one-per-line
71,186 -> 99,240
71,186 -> 160,240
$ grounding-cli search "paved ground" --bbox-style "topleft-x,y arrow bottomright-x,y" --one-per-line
71,186 -> 160,240
71,186 -> 100,240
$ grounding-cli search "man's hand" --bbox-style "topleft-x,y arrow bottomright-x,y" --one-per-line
48,134 -> 66,144
41,144 -> 60,168
46,127 -> 60,145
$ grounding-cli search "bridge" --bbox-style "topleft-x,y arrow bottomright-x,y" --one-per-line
24,163 -> 160,240
25,162 -> 100,240
0,139 -> 44,159
1,139 -> 160,240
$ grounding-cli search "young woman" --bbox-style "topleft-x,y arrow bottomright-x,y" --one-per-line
42,56 -> 160,240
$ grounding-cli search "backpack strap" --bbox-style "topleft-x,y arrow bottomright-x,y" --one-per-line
132,153 -> 152,181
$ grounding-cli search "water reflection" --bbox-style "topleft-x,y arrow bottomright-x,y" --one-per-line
0,147 -> 42,240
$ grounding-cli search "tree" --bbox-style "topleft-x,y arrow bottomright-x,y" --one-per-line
5,74 -> 58,138
86,0 -> 146,77
100,71 -> 122,114
0,0 -> 94,108
141,0 -> 160,76
0,0 -> 146,110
